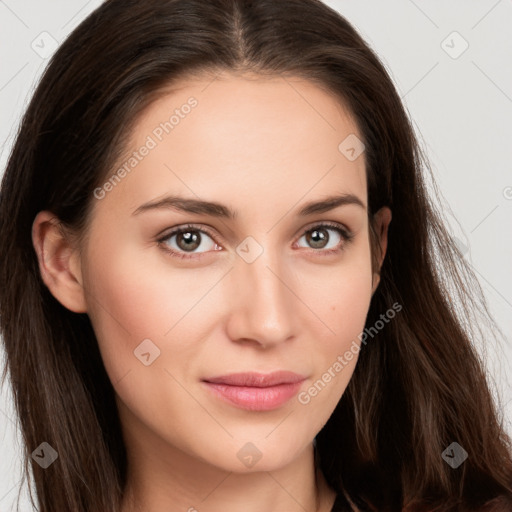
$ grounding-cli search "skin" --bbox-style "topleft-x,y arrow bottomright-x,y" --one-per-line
32,71 -> 391,512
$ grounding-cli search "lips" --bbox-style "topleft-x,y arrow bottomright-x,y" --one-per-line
203,371 -> 306,387
202,371 -> 306,411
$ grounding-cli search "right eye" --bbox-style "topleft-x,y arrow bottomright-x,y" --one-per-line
157,224 -> 222,260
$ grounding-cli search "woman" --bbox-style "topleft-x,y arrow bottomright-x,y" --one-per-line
1,0 -> 511,510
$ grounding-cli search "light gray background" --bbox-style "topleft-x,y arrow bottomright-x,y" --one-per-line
1,1 -> 511,509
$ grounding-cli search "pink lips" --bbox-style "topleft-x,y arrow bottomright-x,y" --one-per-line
202,371 -> 306,411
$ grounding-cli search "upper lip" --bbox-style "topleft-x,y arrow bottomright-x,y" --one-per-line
203,371 -> 306,387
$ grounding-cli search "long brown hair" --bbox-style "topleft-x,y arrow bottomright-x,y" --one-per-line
1,1 -> 511,510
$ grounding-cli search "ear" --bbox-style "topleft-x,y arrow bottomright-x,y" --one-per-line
31,211 -> 87,313
371,206 -> 392,295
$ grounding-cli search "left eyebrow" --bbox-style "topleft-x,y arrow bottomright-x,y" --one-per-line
297,193 -> 366,215
131,193 -> 366,218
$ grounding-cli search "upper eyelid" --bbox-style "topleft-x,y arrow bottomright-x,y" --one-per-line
157,223 -> 219,243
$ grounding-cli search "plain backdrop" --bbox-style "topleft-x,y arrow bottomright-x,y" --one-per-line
1,1 -> 511,509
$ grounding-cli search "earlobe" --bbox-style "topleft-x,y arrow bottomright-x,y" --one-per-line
31,211 -> 87,313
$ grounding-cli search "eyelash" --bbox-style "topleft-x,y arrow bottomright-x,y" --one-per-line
156,222 -> 354,261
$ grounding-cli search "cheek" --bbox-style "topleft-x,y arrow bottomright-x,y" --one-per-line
80,235 -> 175,381
81,235 -> 237,398
302,242 -> 374,336
296,244 -> 374,391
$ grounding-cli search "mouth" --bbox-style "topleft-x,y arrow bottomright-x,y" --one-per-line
202,371 -> 307,411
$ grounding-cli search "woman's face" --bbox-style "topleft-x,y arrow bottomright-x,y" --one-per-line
49,73 -> 390,473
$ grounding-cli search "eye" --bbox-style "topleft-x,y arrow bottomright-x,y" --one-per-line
157,221 -> 354,260
157,224 -> 220,260
295,222 -> 353,255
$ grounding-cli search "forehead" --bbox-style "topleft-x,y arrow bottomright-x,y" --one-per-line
101,72 -> 367,216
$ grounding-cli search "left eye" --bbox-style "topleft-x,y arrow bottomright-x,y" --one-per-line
296,224 -> 347,251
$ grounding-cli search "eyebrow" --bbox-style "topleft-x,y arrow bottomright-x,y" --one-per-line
132,193 -> 366,219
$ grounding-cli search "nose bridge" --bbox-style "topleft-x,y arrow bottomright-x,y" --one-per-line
228,235 -> 296,346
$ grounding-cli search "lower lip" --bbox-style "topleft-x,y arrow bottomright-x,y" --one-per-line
202,381 -> 304,411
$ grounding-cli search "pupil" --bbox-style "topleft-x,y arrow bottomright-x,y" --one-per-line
308,229 -> 327,249
178,231 -> 200,251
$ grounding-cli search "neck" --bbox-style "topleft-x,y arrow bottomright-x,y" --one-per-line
121,442 -> 336,512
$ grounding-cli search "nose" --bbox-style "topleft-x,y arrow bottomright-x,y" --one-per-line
224,243 -> 296,349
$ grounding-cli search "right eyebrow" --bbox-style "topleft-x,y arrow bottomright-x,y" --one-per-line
132,195 -> 238,219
